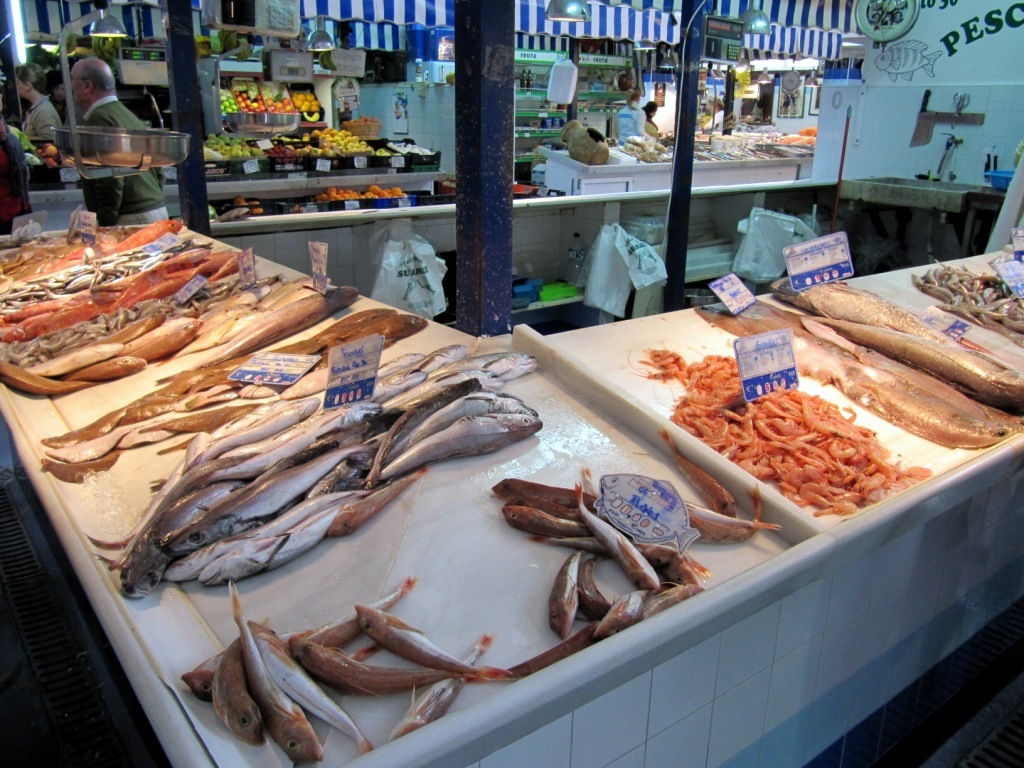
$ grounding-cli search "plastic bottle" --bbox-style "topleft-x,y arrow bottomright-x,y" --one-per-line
414,58 -> 424,82
566,232 -> 585,288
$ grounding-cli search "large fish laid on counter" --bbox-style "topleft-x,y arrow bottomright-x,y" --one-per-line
698,303 -> 1023,449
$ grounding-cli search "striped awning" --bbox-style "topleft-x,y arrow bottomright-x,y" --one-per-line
515,2 -> 681,43
708,1 -> 854,34
300,0 -> 453,26
745,22 -> 843,59
349,21 -> 406,51
25,0 -> 168,42
516,33 -> 570,52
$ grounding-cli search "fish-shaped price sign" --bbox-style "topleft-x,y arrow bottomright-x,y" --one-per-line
595,474 -> 700,553
734,328 -> 799,402
1012,228 -> 1024,261
708,272 -> 756,315
325,333 -> 384,409
783,232 -> 854,291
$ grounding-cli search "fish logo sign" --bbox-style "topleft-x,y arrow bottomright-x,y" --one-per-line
874,39 -> 941,82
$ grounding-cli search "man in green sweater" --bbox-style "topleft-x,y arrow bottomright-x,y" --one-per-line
70,58 -> 167,226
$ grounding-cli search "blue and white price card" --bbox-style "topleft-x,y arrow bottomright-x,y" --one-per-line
1012,228 -> 1024,261
708,272 -> 757,315
77,210 -> 97,246
783,232 -> 854,291
309,241 -> 329,294
325,334 -> 384,409
237,247 -> 257,289
993,259 -> 1024,298
141,233 -> 182,256
173,274 -> 208,304
734,329 -> 799,402
595,474 -> 701,552
228,352 -> 321,386
921,306 -> 971,341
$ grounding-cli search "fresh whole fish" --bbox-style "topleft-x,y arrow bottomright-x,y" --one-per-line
26,342 -> 125,376
376,352 -> 427,379
658,430 -> 736,518
507,623 -> 597,679
0,360 -> 94,395
686,502 -> 780,544
371,369 -> 428,402
577,556 -> 612,620
380,413 -> 542,481
121,317 -> 200,361
642,584 -> 704,620
549,551 -> 582,640
502,505 -> 590,538
403,344 -> 469,375
380,370 -> 502,413
388,635 -> 492,740
594,591 -> 648,639
327,469 -> 424,536
211,639 -> 264,746
394,392 -> 537,456
65,355 -> 147,381
229,584 -> 323,763
294,643 -> 457,696
280,367 -> 329,400
181,653 -> 219,701
354,604 -> 510,679
492,479 -> 597,510
430,352 -> 538,382
576,486 -> 661,591
188,398 -> 320,468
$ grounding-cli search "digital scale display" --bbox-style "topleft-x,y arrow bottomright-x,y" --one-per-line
121,48 -> 166,62
703,15 -> 745,63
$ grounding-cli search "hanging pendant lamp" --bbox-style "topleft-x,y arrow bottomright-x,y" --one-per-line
546,0 -> 590,23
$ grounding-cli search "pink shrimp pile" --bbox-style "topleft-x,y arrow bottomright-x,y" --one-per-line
643,350 -> 931,517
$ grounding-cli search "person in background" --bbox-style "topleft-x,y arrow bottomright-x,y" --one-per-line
616,89 -> 646,143
642,101 -> 660,139
45,70 -> 67,123
16,63 -> 62,143
0,84 -> 31,234
711,97 -> 726,131
71,58 -> 167,226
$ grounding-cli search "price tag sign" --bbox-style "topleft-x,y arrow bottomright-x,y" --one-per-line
59,167 -> 80,184
390,155 -> 406,168
309,241 -> 329,293
256,139 -> 274,150
315,158 -> 331,173
77,210 -> 98,246
734,329 -> 799,402
228,352 -> 320,386
237,247 -> 257,288
165,166 -> 178,182
10,211 -> 48,243
324,334 -> 385,409
921,306 -> 971,341
993,259 -> 1024,298
538,111 -> 548,118
783,232 -> 854,291
288,171 -> 308,180
242,158 -> 259,175
353,156 -> 368,169
344,200 -> 360,210
1013,228 -> 1024,261
595,474 -> 701,552
141,232 -> 183,256
708,272 -> 756,315
173,274 -> 209,304
303,203 -> 318,214
398,197 -> 411,208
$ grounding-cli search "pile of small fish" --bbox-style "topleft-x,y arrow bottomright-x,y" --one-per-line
912,264 -> 1024,346
179,581 -> 509,760
96,344 -> 541,596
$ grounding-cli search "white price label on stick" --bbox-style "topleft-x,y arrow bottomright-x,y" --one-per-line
1013,228 -> 1024,261
59,167 -> 80,183
256,139 -> 273,150
173,274 -> 208,304
390,155 -> 406,168
237,247 -> 257,288
77,210 -> 97,245
309,241 -> 329,293
708,272 -> 756,315
242,158 -> 259,175
733,329 -> 799,402
228,352 -> 320,386
141,233 -> 182,255
784,232 -> 854,290
315,158 -> 331,173
344,200 -> 360,210
594,474 -> 701,552
324,334 -> 384,409
993,259 -> 1024,298
353,156 -> 367,169
921,306 -> 972,342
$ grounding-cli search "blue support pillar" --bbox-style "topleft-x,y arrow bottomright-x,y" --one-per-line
567,38 -> 579,122
164,0 -> 210,235
453,0 -> 514,336
663,2 -> 704,311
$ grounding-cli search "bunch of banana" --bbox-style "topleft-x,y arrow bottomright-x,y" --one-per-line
217,30 -> 252,61
736,69 -> 751,90
318,50 -> 336,70
91,36 -> 121,65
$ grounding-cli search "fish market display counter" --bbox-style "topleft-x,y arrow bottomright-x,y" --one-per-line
539,148 -> 814,197
0,231 -> 1021,768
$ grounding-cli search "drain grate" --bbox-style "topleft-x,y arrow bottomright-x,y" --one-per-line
959,705 -> 1024,768
0,486 -> 132,768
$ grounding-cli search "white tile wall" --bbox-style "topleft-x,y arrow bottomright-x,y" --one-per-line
648,635 -> 721,738
715,604 -> 779,696
644,704 -> 712,768
606,745 -> 646,768
479,714 -> 572,768
775,578 -> 829,659
707,668 -> 771,766
358,84 -> 456,172
765,634 -> 822,731
571,672 -> 653,768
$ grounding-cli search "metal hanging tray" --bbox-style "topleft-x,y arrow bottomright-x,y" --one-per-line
55,126 -> 190,170
225,112 -> 301,135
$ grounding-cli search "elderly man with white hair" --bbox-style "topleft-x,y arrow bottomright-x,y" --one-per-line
70,57 -> 168,226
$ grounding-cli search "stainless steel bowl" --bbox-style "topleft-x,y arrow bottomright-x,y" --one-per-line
55,126 -> 190,169
225,112 -> 301,135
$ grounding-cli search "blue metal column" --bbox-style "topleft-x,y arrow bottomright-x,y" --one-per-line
164,0 -> 210,235
566,38 -> 579,122
0,1 -> 20,125
663,1 -> 704,311
453,0 -> 514,336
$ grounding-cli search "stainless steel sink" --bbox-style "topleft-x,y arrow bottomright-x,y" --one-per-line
841,176 -> 1002,214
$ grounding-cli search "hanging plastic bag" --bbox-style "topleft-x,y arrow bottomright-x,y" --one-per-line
369,222 -> 448,318
731,207 -> 819,284
583,223 -> 667,318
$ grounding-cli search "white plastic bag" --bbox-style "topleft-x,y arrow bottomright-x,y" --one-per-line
583,223 -> 667,318
731,207 -> 818,284
369,223 -> 448,318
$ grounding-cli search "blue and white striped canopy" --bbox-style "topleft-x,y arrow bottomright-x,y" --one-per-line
350,21 -> 407,50
300,0 -> 454,26
516,2 -> 680,43
710,1 -> 853,34
745,22 -> 843,59
25,0 -> 166,42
